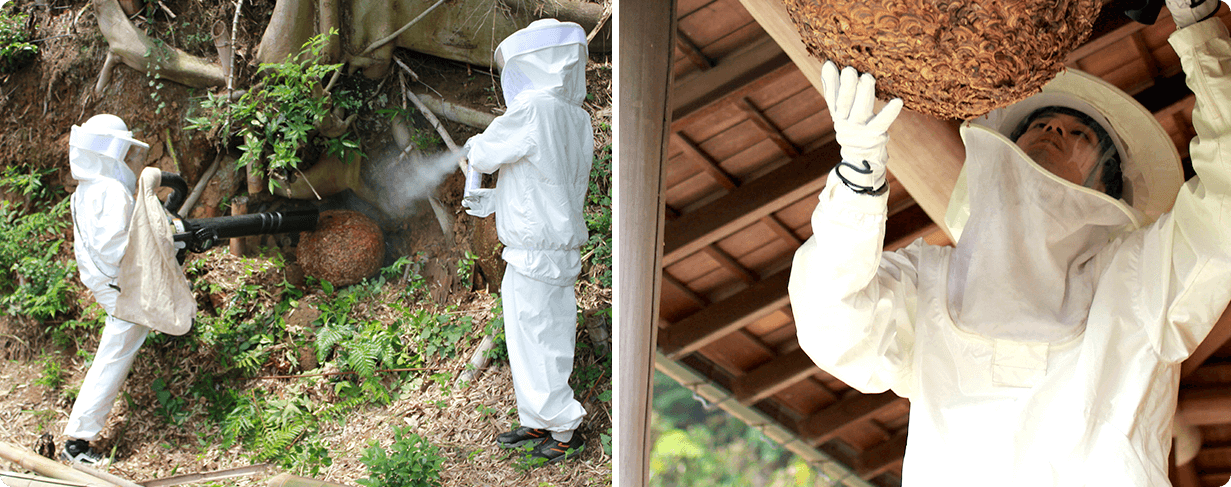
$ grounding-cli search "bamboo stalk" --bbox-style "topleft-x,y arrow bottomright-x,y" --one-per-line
1,471 -> 92,487
67,465 -> 140,487
0,442 -> 117,487
140,464 -> 270,487
264,473 -> 353,487
457,335 -> 495,384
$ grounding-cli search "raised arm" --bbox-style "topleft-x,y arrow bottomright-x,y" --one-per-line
789,63 -> 921,396
1143,15 -> 1231,362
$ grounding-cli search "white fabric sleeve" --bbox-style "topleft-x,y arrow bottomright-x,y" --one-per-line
1145,18 -> 1231,362
464,100 -> 539,175
789,170 -> 920,396
82,188 -> 133,279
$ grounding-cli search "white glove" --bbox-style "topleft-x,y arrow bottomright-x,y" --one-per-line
820,61 -> 904,196
1167,0 -> 1220,29
462,188 -> 496,218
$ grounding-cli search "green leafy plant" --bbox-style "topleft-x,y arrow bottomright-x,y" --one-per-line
582,144 -> 613,287
0,7 -> 37,74
456,251 -> 478,287
357,426 -> 444,487
33,351 -> 66,390
0,166 -> 75,320
186,29 -> 362,192
482,298 -> 508,363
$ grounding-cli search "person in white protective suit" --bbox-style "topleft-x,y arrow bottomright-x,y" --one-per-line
63,114 -> 152,466
789,0 -> 1231,485
459,18 -> 593,464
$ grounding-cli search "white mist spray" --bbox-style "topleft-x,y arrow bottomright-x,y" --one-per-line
365,148 -> 465,218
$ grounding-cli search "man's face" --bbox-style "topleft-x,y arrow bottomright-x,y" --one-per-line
1014,113 -> 1104,190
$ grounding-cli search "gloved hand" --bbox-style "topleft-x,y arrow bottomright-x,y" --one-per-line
1166,0 -> 1220,29
821,61 -> 904,196
462,188 -> 496,218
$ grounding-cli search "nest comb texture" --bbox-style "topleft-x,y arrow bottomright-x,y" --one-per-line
783,0 -> 1102,120
298,210 -> 385,287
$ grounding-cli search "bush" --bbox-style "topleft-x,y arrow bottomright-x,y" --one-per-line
358,426 -> 444,487
0,166 -> 76,320
0,7 -> 37,74
186,29 -> 362,192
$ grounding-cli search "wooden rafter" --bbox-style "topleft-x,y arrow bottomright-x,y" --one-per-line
1177,385 -> 1231,425
731,348 -> 821,405
673,62 -> 799,127
663,270 -> 710,308
663,141 -> 838,266
676,28 -> 714,70
672,35 -> 792,121
739,96 -> 802,157
660,268 -> 792,359
798,392 -> 902,445
675,132 -> 739,190
761,214 -> 803,248
858,433 -> 909,480
703,243 -> 758,284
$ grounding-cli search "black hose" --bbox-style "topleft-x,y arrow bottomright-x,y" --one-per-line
159,171 -> 189,216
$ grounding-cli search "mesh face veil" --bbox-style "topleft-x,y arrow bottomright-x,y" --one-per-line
1010,106 -> 1125,201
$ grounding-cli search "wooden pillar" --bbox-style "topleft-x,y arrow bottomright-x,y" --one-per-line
616,1 -> 675,485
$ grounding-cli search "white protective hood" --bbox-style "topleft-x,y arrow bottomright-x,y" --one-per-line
942,69 -> 1184,343
494,19 -> 589,106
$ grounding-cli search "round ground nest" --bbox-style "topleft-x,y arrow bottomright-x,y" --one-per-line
783,0 -> 1102,120
298,209 -> 385,287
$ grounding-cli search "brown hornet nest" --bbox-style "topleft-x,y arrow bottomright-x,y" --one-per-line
298,210 -> 385,287
783,0 -> 1102,120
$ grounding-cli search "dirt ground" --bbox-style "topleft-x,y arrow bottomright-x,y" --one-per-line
0,0 -> 612,485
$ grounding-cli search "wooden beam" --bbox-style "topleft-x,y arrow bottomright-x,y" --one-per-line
663,270 -> 709,308
676,29 -> 713,70
703,243 -> 758,284
1182,306 -> 1231,379
739,97 -> 801,158
857,433 -> 909,480
661,268 -> 792,359
798,391 -> 902,445
731,348 -> 819,405
1177,385 -> 1231,425
1067,6 -> 1154,63
1131,31 -> 1160,79
761,214 -> 803,248
663,141 -> 838,266
675,132 -> 739,190
672,35 -> 792,121
737,0 -> 966,240
617,0 -> 674,485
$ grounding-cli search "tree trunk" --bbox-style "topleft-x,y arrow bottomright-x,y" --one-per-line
94,0 -> 225,88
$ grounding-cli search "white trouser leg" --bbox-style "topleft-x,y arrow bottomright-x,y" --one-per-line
64,314 -> 150,441
502,268 -> 587,433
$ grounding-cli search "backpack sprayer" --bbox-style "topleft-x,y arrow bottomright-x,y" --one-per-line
157,172 -> 319,255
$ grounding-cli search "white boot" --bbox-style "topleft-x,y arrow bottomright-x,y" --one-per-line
1167,0 -> 1221,29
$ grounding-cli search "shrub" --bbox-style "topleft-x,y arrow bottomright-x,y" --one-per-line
0,166 -> 75,320
358,426 -> 444,487
0,7 -> 37,74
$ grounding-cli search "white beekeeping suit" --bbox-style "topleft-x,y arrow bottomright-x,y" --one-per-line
789,15 -> 1231,487
462,19 -> 592,447
64,114 -> 152,463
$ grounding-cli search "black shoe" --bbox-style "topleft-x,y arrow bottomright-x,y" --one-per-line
60,439 -> 109,466
496,426 -> 549,449
529,432 -> 584,464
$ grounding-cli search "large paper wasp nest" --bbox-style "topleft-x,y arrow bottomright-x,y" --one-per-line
783,0 -> 1102,120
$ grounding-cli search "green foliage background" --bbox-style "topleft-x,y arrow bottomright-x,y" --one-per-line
650,371 -> 825,487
